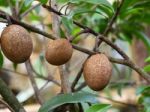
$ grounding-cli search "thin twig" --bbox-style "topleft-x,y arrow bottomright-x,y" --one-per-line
0,10 -> 150,83
103,0 -> 125,36
99,35 -> 129,60
1,67 -> 61,86
65,5 -> 70,15
1,68 -> 27,77
59,3 -> 69,13
75,82 -> 86,91
99,95 -> 139,107
42,4 -> 98,36
97,0 -> 125,47
75,80 -> 136,92
0,99 -> 15,112
71,67 -> 83,91
15,0 -> 19,16
59,66 -> 71,93
39,80 -> 50,92
25,60 -> 43,105
69,29 -> 90,42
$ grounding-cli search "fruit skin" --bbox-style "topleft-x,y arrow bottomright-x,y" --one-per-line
83,54 -> 112,91
0,25 -> 33,63
45,39 -> 73,65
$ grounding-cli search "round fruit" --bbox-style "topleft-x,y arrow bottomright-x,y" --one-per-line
45,39 -> 73,65
83,54 -> 112,91
0,25 -> 33,63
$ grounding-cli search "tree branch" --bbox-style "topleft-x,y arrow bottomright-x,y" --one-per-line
25,60 -> 43,105
103,0 -> 125,36
99,35 -> 129,60
71,67 -> 83,91
0,9 -> 150,83
0,98 -> 15,112
0,78 -> 26,112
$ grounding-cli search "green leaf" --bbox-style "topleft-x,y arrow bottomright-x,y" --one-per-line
29,12 -> 41,21
120,7 -> 143,18
85,104 -> 111,112
145,56 -> 150,63
24,0 -> 34,6
33,54 -> 46,76
143,65 -> 150,72
0,0 -> 8,6
38,92 -> 99,112
0,51 -> 4,68
69,7 -> 108,19
133,1 -> 150,9
70,0 -> 113,11
34,5 -> 41,14
39,0 -> 48,4
56,0 -> 69,3
61,16 -> 74,34
136,86 -> 150,95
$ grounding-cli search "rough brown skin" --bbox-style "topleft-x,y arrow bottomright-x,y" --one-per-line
83,54 -> 112,91
45,39 -> 73,65
0,25 -> 33,63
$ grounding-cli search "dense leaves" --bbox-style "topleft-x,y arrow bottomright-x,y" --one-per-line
0,0 -> 150,112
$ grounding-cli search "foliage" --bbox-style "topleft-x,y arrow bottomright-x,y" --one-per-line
0,0 -> 150,112
39,92 -> 99,112
136,86 -> 150,112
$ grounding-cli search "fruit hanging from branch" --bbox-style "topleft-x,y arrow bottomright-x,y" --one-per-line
83,54 -> 112,91
45,38 -> 73,65
0,24 -> 33,63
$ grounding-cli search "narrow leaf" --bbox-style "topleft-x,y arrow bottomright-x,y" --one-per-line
136,86 -> 150,95
144,56 -> 150,63
38,92 -> 99,112
39,0 -> 48,4
24,0 -> 34,6
61,16 -> 74,34
143,65 -> 150,72
70,0 -> 113,11
86,104 -> 111,112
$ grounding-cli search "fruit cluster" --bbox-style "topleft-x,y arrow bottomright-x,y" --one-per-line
0,24 -> 112,91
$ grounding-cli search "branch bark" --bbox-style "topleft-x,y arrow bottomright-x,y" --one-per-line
0,7 -> 150,84
0,78 -> 26,112
25,60 -> 43,105
103,0 -> 125,36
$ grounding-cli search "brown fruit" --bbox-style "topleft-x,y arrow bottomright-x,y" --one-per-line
45,39 -> 73,65
0,25 -> 33,63
83,54 -> 112,91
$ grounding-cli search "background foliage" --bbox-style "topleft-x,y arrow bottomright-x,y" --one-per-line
0,0 -> 150,112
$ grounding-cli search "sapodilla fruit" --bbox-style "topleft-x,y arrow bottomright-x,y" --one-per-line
83,54 -> 112,91
45,39 -> 73,65
0,25 -> 33,63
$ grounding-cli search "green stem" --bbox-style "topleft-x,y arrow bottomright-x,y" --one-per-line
0,78 -> 26,112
